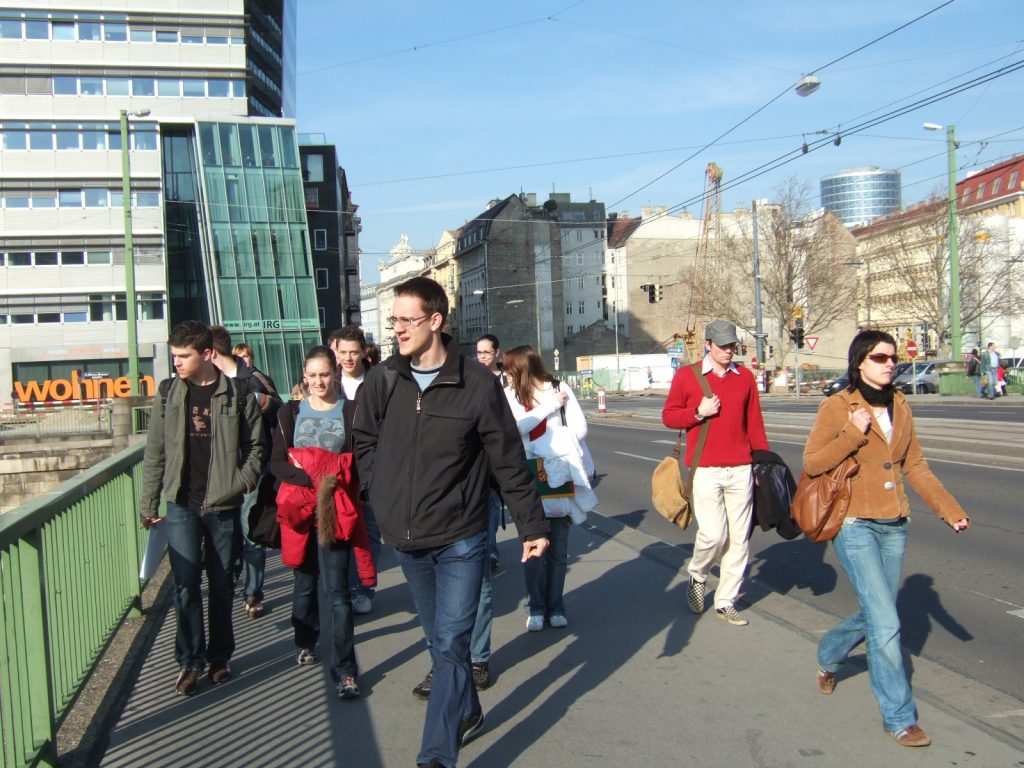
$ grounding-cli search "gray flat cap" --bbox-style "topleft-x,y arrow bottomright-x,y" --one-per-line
704,319 -> 739,346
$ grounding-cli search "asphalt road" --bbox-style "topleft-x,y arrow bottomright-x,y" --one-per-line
580,399 -> 1024,703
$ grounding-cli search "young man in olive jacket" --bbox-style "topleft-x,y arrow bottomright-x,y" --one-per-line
139,321 -> 266,696
353,277 -> 549,768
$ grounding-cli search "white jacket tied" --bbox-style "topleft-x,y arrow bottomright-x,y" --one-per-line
504,381 -> 598,523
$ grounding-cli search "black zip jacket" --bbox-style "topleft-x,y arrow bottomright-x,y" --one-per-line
352,334 -> 548,551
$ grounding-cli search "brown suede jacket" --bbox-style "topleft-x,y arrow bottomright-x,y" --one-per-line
803,388 -> 969,527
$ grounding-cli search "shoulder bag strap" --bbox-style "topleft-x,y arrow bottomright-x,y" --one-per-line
555,381 -> 567,427
680,361 -> 714,498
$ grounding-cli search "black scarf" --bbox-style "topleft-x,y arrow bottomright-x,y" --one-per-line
857,381 -> 894,419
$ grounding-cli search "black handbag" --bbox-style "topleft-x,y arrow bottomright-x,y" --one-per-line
246,472 -> 281,549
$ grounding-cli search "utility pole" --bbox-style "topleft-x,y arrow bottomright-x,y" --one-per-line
120,109 -> 141,396
752,200 -> 766,389
946,124 -> 962,359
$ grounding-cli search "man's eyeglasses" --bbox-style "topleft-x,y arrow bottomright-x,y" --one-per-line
866,353 -> 898,364
386,315 -> 428,330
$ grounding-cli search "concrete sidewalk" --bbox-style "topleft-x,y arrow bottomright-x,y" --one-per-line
101,514 -> 1024,767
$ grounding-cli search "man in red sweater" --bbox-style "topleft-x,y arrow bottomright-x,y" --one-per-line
662,320 -> 769,626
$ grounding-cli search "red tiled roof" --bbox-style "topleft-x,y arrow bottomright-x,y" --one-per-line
956,154 -> 1024,209
607,216 -> 641,248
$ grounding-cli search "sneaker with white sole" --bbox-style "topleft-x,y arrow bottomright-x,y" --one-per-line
687,578 -> 706,614
459,710 -> 486,747
548,613 -> 568,628
715,604 -> 749,626
296,648 -> 319,666
526,615 -> 544,632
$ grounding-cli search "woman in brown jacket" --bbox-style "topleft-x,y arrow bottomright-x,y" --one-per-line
803,330 -> 970,748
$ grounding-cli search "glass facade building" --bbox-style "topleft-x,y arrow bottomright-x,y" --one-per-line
820,167 -> 902,228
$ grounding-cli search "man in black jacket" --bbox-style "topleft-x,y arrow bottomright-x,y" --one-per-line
353,277 -> 548,768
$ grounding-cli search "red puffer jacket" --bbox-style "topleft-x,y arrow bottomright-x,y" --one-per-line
276,446 -> 376,586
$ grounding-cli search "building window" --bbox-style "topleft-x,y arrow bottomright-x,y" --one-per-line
304,188 -> 319,209
313,229 -> 327,250
315,268 -> 329,289
576,254 -> 584,266
976,182 -> 987,200
318,307 -> 326,328
304,153 -> 324,183
566,302 -> 572,315
1010,170 -> 1020,190
991,176 -> 1002,196
578,301 -> 585,314
961,188 -> 971,205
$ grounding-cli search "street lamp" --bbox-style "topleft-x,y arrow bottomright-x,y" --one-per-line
923,121 -> 962,358
506,297 -> 542,358
472,288 -> 488,333
120,108 -> 150,396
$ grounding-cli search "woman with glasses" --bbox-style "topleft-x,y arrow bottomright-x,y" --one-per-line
803,329 -> 970,748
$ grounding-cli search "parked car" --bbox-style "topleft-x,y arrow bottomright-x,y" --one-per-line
822,373 -> 849,396
892,359 -> 963,394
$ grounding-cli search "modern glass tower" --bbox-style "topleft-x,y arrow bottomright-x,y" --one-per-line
0,1 -> 316,401
820,167 -> 902,228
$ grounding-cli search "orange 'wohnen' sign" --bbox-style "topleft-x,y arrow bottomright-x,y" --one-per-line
14,370 -> 156,403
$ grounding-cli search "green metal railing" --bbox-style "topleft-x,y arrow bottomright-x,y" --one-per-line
131,405 -> 152,434
0,443 -> 146,768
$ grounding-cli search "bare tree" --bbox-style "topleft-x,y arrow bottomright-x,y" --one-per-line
856,193 -> 1024,354
704,177 -> 858,364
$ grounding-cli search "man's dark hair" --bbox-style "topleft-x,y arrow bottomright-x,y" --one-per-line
209,324 -> 233,355
394,276 -> 448,324
328,324 -> 367,348
846,329 -> 897,391
169,320 -> 212,352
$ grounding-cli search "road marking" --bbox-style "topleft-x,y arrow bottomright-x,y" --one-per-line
981,709 -> 1024,719
614,451 -> 661,463
652,439 -> 677,445
967,589 -> 1024,620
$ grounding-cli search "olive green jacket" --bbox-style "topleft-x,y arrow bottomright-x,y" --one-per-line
140,373 -> 266,516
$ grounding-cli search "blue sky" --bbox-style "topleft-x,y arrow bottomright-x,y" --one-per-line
294,1 -> 1024,282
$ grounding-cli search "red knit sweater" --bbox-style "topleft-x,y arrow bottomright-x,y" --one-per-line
662,363 -> 769,468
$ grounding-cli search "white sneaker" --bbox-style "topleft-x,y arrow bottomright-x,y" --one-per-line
351,594 -> 373,615
526,615 -> 544,632
548,614 -> 568,628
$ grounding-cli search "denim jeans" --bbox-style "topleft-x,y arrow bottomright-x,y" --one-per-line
469,492 -> 501,663
525,516 -> 571,618
347,503 -> 381,598
971,375 -> 983,398
818,517 -> 916,732
164,501 -> 238,670
985,370 -> 997,398
395,532 -> 486,768
292,534 -> 358,681
239,487 -> 265,601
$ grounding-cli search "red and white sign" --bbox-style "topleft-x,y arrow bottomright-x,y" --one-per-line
805,335 -> 819,351
906,340 -> 918,357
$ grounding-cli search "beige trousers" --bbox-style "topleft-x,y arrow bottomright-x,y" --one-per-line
686,464 -> 754,609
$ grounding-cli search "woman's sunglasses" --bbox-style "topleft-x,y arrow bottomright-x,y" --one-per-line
866,353 -> 898,364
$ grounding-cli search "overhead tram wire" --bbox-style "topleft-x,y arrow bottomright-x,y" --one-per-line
607,0 -> 960,211
297,0 -> 586,76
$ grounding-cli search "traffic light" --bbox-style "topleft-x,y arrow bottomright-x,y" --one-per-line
789,318 -> 805,349
655,284 -> 664,302
921,321 -> 930,353
740,343 -> 748,355
647,285 -> 656,303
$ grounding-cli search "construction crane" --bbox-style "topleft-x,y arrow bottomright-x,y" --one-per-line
683,162 -> 723,359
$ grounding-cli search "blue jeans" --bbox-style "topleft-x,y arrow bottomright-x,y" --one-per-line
469,492 -> 501,663
971,375 -> 983,398
292,534 -> 358,681
239,487 -> 265,601
985,370 -> 997,398
525,516 -> 571,618
395,532 -> 486,768
818,517 -> 916,732
164,501 -> 238,670
347,503 -> 381,598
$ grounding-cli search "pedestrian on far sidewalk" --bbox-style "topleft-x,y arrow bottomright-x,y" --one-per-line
965,348 -> 982,398
662,319 -> 769,627
803,329 -> 970,748
982,342 -> 1000,400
